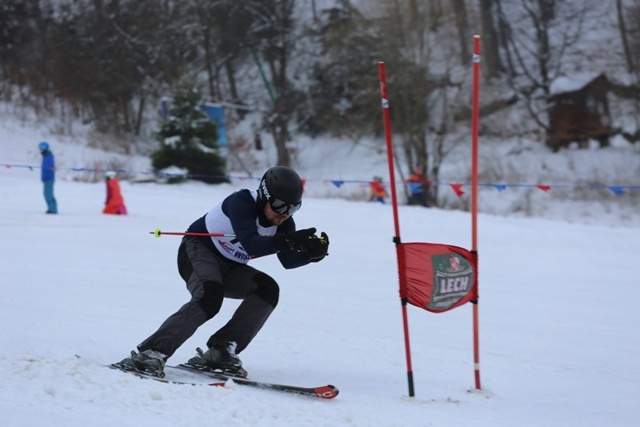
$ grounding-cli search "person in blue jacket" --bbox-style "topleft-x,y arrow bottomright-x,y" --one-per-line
115,166 -> 330,379
39,141 -> 57,214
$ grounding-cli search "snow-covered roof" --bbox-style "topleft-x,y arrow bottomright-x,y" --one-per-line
549,72 -> 604,95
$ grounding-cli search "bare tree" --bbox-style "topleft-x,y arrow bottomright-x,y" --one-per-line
304,0 -> 383,138
613,0 -> 640,143
246,0 -> 302,166
452,0 -> 471,65
478,0 -> 504,78
496,0 -> 587,134
366,0 -> 468,206
185,0 -> 255,106
42,0 -> 198,138
616,0 -> 635,73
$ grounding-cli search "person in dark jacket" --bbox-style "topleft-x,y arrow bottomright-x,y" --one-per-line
39,141 -> 57,214
115,166 -> 330,378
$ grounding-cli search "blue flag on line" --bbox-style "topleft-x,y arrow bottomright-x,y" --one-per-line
608,186 -> 625,195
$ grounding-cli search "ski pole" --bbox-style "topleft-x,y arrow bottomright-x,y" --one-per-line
150,228 -> 236,238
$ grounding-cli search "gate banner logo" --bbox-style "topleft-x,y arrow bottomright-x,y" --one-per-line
397,242 -> 478,313
428,253 -> 475,311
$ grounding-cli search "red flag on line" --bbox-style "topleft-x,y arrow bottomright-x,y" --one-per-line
450,183 -> 465,197
397,243 -> 478,313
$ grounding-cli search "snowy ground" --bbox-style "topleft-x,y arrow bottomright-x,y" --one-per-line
1,108 -> 640,426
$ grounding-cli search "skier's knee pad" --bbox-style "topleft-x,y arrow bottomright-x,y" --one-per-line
252,272 -> 279,308
198,280 -> 224,319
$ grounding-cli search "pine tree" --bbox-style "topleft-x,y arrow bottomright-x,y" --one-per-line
151,81 -> 227,184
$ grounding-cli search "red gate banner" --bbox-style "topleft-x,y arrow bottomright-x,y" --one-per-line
397,242 -> 478,313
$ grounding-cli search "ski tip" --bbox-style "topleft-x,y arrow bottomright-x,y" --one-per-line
316,385 -> 339,399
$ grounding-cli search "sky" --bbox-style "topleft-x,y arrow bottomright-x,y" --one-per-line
1,107 -> 640,426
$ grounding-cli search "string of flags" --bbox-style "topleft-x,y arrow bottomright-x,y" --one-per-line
2,162 -> 639,196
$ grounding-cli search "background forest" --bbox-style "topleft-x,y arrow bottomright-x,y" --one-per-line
2,0 -> 639,209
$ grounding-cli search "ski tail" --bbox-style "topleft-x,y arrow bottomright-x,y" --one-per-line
108,362 -> 226,387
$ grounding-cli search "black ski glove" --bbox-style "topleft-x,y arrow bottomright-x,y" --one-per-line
306,232 -> 329,262
274,228 -> 317,252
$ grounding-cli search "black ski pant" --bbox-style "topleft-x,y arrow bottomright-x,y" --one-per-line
137,236 -> 279,359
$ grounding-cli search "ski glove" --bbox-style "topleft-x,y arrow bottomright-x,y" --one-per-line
274,228 -> 318,253
306,232 -> 329,262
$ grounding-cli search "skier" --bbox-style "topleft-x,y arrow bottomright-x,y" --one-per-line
39,141 -> 57,214
102,171 -> 128,215
116,166 -> 329,378
405,167 -> 430,207
369,176 -> 387,204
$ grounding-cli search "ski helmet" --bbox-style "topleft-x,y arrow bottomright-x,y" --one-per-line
258,166 -> 303,215
38,141 -> 49,152
105,171 -> 117,179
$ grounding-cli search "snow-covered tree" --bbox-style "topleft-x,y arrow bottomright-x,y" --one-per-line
151,80 -> 227,184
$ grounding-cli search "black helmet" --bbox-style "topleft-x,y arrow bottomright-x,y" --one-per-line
258,166 -> 303,215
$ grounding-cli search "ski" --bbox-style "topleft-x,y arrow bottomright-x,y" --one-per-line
107,362 -> 339,399
170,364 -> 339,399
108,363 -> 225,387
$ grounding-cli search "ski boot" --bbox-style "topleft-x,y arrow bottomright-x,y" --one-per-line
114,349 -> 166,378
185,342 -> 248,378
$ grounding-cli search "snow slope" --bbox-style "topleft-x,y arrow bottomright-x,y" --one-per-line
1,119 -> 640,426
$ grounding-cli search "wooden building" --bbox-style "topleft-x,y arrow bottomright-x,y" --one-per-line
547,73 -> 612,152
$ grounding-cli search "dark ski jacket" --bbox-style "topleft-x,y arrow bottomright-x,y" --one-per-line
188,189 -> 311,270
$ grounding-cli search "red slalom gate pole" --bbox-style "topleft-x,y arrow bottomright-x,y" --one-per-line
471,35 -> 482,391
378,61 -> 415,398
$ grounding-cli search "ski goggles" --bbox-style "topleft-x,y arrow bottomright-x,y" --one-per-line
269,198 -> 301,216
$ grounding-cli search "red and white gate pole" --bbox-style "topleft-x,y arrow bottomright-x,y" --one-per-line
471,35 -> 482,391
378,61 -> 415,397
